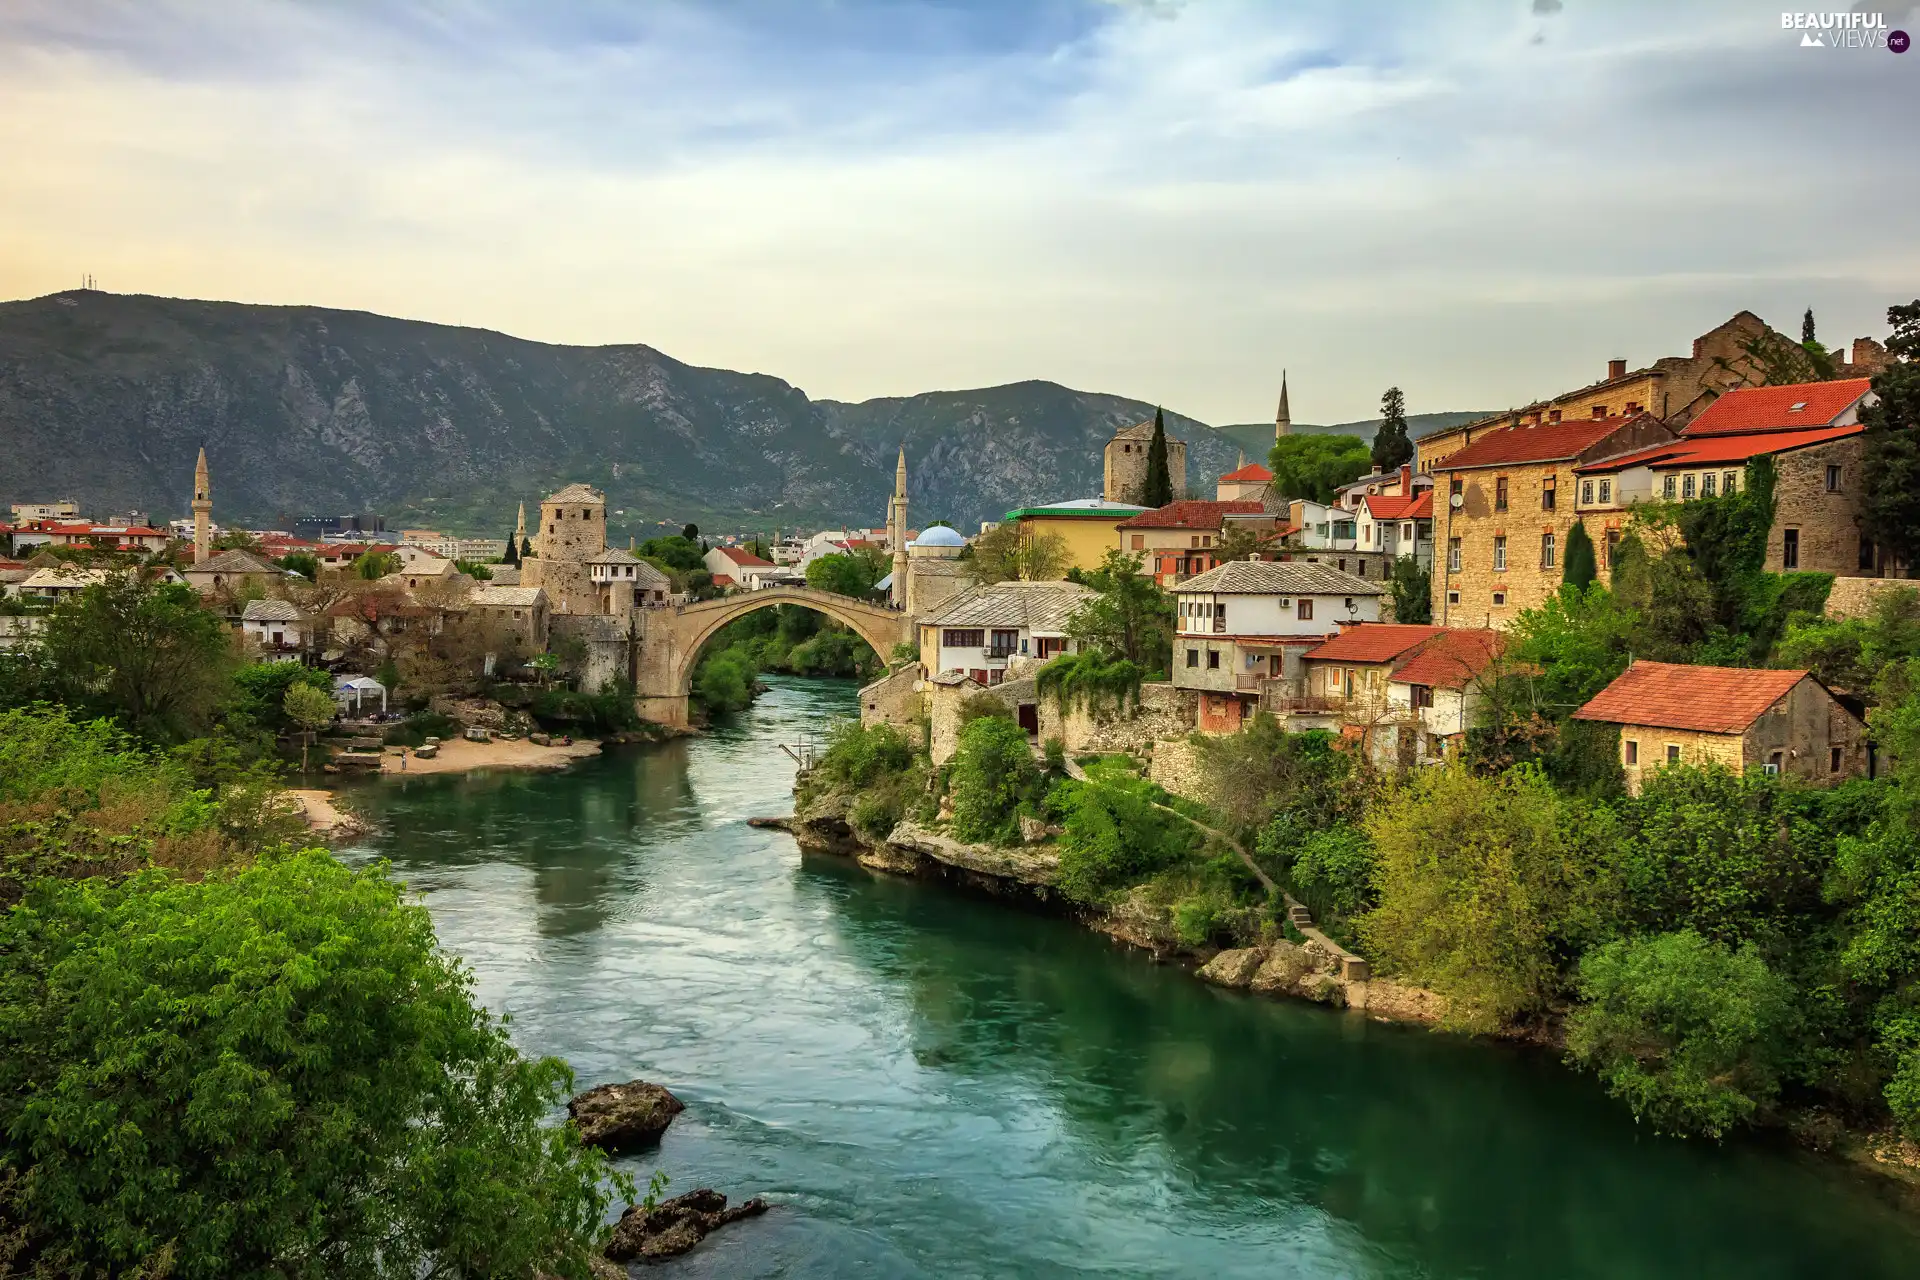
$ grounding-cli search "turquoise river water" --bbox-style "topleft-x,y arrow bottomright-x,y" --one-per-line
340,676 -> 1920,1278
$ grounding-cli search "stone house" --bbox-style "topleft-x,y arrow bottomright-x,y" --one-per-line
1573,660 -> 1869,795
520,483 -> 606,614
464,585 -> 550,654
589,548 -> 671,610
1116,500 -> 1266,587
918,580 -> 1093,687
1171,560 -> 1382,733
1431,411 -> 1677,629
182,548 -> 287,597
1104,420 -> 1187,505
1383,628 -> 1504,765
1000,500 -> 1148,576
380,555 -> 465,593
22,564 -> 185,600
240,598 -> 310,655
1299,624 -> 1446,727
1360,488 -> 1435,570
1570,377 -> 1880,577
900,525 -> 974,616
1293,624 -> 1503,766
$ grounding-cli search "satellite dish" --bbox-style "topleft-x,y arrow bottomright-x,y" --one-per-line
1450,493 -> 1465,509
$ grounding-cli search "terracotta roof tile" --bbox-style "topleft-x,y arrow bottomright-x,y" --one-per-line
1572,660 -> 1812,733
1682,378 -> 1872,436
714,546 -> 775,567
1221,462 -> 1273,482
1576,424 -> 1863,474
1364,492 -> 1433,520
1434,414 -> 1651,471
1116,500 -> 1265,530
1302,624 -> 1443,664
1391,629 -> 1503,689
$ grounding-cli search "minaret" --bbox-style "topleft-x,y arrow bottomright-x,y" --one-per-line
191,447 -> 212,565
889,445 -> 909,609
1275,371 -> 1292,441
514,502 -> 526,553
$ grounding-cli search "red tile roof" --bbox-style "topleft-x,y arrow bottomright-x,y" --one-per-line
713,546 -> 775,567
1572,660 -> 1813,733
1682,378 -> 1872,437
1433,414 -> 1651,471
1117,500 -> 1265,530
1392,629 -> 1503,690
1364,492 -> 1433,520
1221,462 -> 1273,482
1576,424 -> 1863,474
1302,623 -> 1443,665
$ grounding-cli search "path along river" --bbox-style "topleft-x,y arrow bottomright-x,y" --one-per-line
340,676 -> 1920,1278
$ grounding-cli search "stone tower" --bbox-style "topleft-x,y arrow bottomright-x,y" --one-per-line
521,483 -> 606,614
514,501 -> 527,553
1275,371 -> 1292,441
1103,421 -> 1187,506
191,447 -> 212,565
888,445 -> 909,609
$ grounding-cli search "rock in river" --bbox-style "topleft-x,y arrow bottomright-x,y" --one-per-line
568,1080 -> 685,1152
1196,946 -> 1265,989
605,1188 -> 770,1264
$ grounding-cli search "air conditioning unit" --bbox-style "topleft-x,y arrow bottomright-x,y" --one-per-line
1762,762 -> 1780,776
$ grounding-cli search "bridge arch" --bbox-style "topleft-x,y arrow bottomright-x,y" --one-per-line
632,586 -> 913,726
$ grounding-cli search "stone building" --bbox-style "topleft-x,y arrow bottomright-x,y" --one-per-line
1103,420 -> 1187,505
1574,660 -> 1869,795
465,585 -> 550,654
1430,411 -> 1677,628
520,483 -> 607,615
1117,499 -> 1266,587
902,525 -> 973,616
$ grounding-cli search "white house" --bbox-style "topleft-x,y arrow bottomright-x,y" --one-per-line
1383,629 -> 1504,765
704,544 -> 777,589
21,564 -> 185,600
240,597 -> 310,656
917,580 -> 1092,685
1359,490 -> 1435,568
1172,559 -> 1382,733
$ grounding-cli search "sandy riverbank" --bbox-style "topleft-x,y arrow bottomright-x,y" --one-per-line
381,736 -> 602,775
287,788 -> 370,840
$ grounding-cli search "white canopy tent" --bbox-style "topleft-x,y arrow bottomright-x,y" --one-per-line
333,675 -> 388,716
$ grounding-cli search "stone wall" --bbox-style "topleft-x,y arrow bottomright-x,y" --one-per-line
1769,437 -> 1864,575
1037,681 -> 1198,757
551,613 -> 632,693
1147,734 -> 1208,802
859,664 -> 925,737
928,674 -> 1040,765
1825,576 -> 1920,620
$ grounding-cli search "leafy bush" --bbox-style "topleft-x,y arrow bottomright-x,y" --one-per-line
1049,775 -> 1198,904
1288,823 -> 1377,919
231,662 -> 332,734
1566,930 -> 1798,1138
948,716 -> 1042,845
0,850 -> 625,1276
814,720 -> 916,788
692,648 -> 756,715
1036,650 -> 1144,718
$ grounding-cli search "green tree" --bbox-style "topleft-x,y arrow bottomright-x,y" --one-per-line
1802,307 -> 1816,345
1566,930 -> 1798,1138
805,546 -> 889,597
948,715 -> 1041,845
638,535 -> 704,575
283,681 -> 335,773
352,550 -> 399,580
1387,555 -> 1431,624
1360,765 -> 1601,1031
278,551 -> 318,581
1505,582 -> 1638,714
1860,300 -> 1920,566
692,648 -> 755,714
1772,585 -> 1920,692
1065,550 -> 1174,670
1143,407 -> 1174,508
967,521 -> 1069,584
231,661 -> 332,734
0,850 -> 625,1277
1267,434 -> 1371,504
454,559 -> 494,580
1561,521 -> 1597,589
1049,774 -> 1198,904
1371,386 -> 1412,472
681,523 -> 699,541
45,572 -> 236,742
503,528 -> 521,566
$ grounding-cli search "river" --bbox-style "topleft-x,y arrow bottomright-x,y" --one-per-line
340,675 -> 1920,1278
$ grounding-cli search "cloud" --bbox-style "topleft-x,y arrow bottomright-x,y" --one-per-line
0,0 -> 1914,426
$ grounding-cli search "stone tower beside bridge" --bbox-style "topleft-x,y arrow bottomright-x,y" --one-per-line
520,483 -> 606,616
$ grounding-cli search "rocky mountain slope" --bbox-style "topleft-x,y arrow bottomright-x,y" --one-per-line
0,291 -> 1256,538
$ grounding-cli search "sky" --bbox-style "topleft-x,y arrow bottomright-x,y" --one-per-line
1,0 -> 1916,425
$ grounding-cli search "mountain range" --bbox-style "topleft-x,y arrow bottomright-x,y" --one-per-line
0,291 -> 1486,539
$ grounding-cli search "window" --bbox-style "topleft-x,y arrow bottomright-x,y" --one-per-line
1449,477 -> 1463,501
1682,474 -> 1695,500
1722,471 -> 1737,494
1214,604 -> 1228,632
1831,746 -> 1844,773
1826,464 -> 1842,492
1592,405 -> 1608,418
942,629 -> 985,648
1447,590 -> 1460,605
1666,744 -> 1681,764
1448,537 -> 1461,571
1765,751 -> 1783,776
1344,597 -> 1354,609
1542,474 -> 1556,511
1206,649 -> 1220,670
1624,740 -> 1639,765
1297,599 -> 1314,621
1355,561 -> 1366,577
1201,535 -> 1213,548
1605,528 -> 1621,567
1411,685 -> 1434,709
1541,533 -> 1556,568
1663,475 -> 1677,499
988,629 -> 1019,657
1783,527 -> 1800,569
1599,479 -> 1612,504
1130,534 -> 1145,550
1701,472 -> 1715,498
1492,590 -> 1506,606
1581,479 -> 1594,505
1402,522 -> 1414,541
1493,536 -> 1507,571
1494,476 -> 1509,511
1186,648 -> 1199,667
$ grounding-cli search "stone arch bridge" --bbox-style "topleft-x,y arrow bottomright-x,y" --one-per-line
632,587 -> 913,727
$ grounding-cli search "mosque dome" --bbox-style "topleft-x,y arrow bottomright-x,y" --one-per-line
911,525 -> 967,550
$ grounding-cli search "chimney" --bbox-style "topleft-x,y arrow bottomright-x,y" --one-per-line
1607,358 -> 1627,380
1398,464 -> 1411,494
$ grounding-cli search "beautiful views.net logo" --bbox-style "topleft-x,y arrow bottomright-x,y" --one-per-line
1781,12 -> 1910,52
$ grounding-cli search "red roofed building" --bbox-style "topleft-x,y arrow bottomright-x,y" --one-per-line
1287,623 -> 1504,766
1680,378 -> 1873,436
8,520 -> 173,554
1574,660 -> 1868,794
1117,499 -> 1266,587
1215,460 -> 1273,502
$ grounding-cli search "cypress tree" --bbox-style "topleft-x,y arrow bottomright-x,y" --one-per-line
1860,301 -> 1920,565
503,529 -> 520,567
1562,520 -> 1597,590
1802,308 -> 1816,345
1143,408 -> 1174,508
1372,386 -> 1412,472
